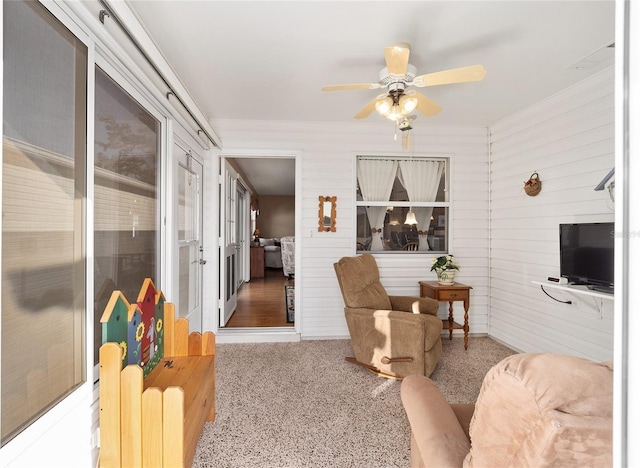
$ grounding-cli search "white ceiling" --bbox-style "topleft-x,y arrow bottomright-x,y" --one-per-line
128,1 -> 615,194
233,157 -> 295,196
130,0 -> 614,127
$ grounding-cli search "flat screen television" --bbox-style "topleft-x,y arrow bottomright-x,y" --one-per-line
560,222 -> 614,292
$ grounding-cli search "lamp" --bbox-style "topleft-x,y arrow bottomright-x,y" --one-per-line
404,209 -> 417,225
388,206 -> 400,225
385,104 -> 404,121
399,94 -> 418,113
375,96 -> 393,116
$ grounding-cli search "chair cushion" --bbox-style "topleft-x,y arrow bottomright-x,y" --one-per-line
464,353 -> 613,467
334,254 -> 391,310
259,238 -> 275,246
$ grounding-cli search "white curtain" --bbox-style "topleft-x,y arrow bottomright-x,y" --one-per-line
399,160 -> 445,251
357,159 -> 398,250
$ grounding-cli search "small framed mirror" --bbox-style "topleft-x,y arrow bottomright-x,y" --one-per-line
318,196 -> 337,232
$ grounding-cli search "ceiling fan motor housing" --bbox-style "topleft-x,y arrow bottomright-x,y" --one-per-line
379,63 -> 417,88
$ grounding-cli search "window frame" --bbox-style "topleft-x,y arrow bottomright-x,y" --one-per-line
354,153 -> 452,254
0,0 -> 96,459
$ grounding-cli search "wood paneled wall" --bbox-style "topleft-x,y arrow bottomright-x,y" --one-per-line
488,67 -> 615,361
211,120 -> 489,338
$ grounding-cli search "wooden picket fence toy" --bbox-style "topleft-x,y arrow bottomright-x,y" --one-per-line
99,279 -> 215,467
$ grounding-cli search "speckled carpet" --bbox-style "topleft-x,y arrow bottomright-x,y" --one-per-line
192,336 -> 515,468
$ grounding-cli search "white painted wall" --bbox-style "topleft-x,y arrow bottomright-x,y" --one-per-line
209,120 -> 490,338
488,67 -> 615,361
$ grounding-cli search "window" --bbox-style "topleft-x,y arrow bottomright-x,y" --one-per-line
2,0 -> 87,444
93,67 -> 160,366
356,155 -> 450,253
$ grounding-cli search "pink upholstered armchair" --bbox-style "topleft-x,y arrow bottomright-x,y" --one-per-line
401,353 -> 613,467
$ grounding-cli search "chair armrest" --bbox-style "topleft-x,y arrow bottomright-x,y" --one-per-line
389,295 -> 439,316
401,375 -> 471,468
346,307 -> 441,328
344,308 -> 442,343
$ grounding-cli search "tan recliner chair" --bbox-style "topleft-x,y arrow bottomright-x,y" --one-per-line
334,254 -> 443,379
401,353 -> 613,467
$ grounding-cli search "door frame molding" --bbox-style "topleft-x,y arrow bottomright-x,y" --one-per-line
211,149 -> 302,341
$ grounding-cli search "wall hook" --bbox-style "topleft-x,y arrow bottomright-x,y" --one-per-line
99,10 -> 110,24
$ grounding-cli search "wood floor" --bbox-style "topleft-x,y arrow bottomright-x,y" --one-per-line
225,268 -> 295,328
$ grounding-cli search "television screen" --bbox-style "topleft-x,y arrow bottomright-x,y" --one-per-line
560,222 -> 614,288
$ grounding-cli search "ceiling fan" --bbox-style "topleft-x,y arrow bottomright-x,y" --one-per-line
321,42 -> 487,121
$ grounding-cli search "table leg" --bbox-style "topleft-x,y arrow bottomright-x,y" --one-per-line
447,301 -> 454,340
463,299 -> 469,350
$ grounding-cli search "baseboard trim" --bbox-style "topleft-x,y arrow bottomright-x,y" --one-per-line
486,334 -> 523,353
216,328 -> 301,343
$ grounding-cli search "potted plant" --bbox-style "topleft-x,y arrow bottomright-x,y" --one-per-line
431,255 -> 460,285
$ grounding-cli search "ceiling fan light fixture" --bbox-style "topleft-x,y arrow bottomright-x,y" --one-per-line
399,94 -> 418,113
375,96 -> 393,116
385,103 -> 404,121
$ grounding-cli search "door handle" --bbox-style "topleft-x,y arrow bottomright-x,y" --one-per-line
199,259 -> 207,265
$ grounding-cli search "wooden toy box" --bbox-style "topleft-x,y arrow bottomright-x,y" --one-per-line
99,279 -> 215,467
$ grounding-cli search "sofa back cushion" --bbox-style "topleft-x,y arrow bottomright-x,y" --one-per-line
334,254 -> 392,310
465,353 -> 613,467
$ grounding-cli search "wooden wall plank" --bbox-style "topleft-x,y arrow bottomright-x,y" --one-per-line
188,333 -> 202,356
99,343 -> 123,468
488,67 -> 614,361
210,119 -> 490,337
141,388 -> 163,468
202,331 -> 215,356
174,318 -> 189,357
120,365 -> 143,467
164,302 -> 175,357
162,387 -> 184,468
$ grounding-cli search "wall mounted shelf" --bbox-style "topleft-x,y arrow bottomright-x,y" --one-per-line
532,280 -> 613,319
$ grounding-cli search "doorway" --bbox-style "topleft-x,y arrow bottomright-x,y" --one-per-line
218,154 -> 297,330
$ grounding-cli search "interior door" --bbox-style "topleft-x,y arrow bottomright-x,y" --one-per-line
176,144 -> 204,332
235,183 -> 248,288
219,159 -> 238,326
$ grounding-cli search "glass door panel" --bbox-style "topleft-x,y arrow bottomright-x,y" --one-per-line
93,66 -> 160,366
177,146 -> 203,332
2,1 -> 87,444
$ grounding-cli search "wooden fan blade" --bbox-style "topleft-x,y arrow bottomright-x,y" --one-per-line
384,42 -> 411,76
413,92 -> 442,117
354,95 -> 384,119
321,83 -> 382,92
413,65 -> 487,87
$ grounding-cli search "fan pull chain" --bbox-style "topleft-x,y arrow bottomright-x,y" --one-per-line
402,131 -> 411,150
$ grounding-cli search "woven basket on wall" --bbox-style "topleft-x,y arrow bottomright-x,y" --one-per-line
524,172 -> 542,196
